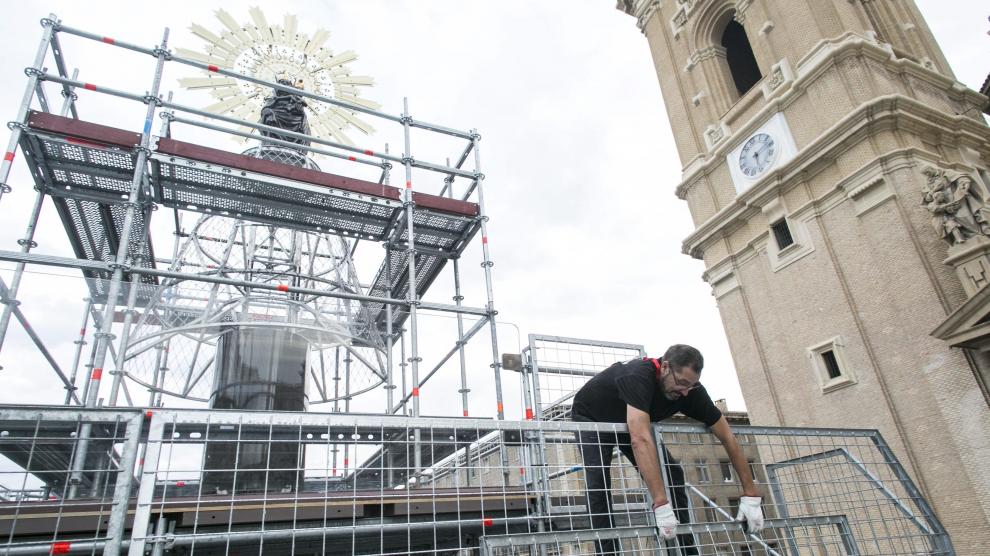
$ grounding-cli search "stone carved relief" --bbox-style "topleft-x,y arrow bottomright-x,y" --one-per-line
921,165 -> 990,246
766,67 -> 786,91
705,125 -> 725,147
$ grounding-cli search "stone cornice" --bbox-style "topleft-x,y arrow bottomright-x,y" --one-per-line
616,0 -> 663,31
681,98 -> 990,259
674,32 -> 989,200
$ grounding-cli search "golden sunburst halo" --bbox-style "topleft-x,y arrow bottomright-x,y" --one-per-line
176,7 -> 379,146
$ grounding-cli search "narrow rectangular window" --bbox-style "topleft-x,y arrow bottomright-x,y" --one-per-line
749,460 -> 760,483
696,459 -> 710,483
720,460 -> 733,482
821,350 -> 842,379
771,218 -> 794,250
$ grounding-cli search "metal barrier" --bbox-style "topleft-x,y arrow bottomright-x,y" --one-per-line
0,406 -> 952,555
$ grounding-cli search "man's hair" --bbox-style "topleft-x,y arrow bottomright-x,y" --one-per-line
663,344 -> 704,374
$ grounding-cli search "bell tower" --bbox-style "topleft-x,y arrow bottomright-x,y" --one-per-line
618,1 -> 990,552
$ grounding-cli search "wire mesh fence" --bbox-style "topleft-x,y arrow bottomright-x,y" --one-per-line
0,407 -> 951,555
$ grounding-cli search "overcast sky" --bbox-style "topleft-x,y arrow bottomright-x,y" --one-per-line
0,1 -> 985,418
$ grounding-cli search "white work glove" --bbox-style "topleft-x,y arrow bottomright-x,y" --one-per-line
735,496 -> 765,534
653,501 -> 678,540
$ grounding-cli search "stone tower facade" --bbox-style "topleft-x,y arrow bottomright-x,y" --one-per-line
617,1 -> 990,553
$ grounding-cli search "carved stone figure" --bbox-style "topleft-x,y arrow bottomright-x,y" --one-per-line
259,77 -> 311,148
921,165 -> 990,245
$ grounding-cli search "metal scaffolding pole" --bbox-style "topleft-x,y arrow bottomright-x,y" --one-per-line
65,298 -> 93,405
470,131 -> 504,419
382,149 -> 396,415
0,15 -> 54,206
400,98 -> 422,472
445,165 -> 471,417
0,16 -> 57,366
108,212 -> 152,407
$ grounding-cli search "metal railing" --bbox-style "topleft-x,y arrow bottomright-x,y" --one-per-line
0,406 -> 952,555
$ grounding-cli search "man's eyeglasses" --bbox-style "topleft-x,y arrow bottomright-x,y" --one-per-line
670,368 -> 701,391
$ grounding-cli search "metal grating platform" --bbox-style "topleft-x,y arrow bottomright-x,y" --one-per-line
21,112 -> 480,326
19,123 -> 159,305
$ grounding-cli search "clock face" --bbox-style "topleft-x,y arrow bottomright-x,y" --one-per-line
738,133 -> 777,178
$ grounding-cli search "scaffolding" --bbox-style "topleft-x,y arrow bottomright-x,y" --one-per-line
0,13 -> 956,556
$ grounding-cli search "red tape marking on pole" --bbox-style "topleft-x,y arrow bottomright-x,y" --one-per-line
363,149 -> 374,156
91,368 -> 102,380
483,518 -> 493,528
276,284 -> 289,292
83,83 -> 96,91
525,408 -> 534,420
405,180 -> 412,189
207,65 -> 219,73
497,402 -> 504,414
412,387 -> 420,397
176,481 -> 185,487
482,236 -> 489,245
343,459 -> 349,466
3,152 -> 14,162
51,542 -> 71,554
347,156 -> 356,161
463,410 -> 469,417
102,37 -> 115,45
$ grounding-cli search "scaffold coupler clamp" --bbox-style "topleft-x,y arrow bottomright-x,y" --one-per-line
151,47 -> 173,61
143,93 -> 163,107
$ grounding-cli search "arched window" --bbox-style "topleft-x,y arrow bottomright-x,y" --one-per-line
721,19 -> 761,96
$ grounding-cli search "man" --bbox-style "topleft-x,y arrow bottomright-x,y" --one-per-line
571,344 -> 764,555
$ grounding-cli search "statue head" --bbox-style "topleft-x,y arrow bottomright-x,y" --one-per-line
921,165 -> 946,186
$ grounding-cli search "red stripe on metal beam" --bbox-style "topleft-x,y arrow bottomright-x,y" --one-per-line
145,411 -> 153,418
276,284 -> 289,292
343,459 -> 349,466
207,65 -> 220,73
51,542 -> 71,554
463,410 -> 469,417
482,236 -> 488,245
91,368 -> 102,380
525,408 -> 534,420
3,152 -> 13,162
483,518 -> 493,528
412,387 -> 420,397
497,402 -> 504,413
83,83 -> 96,91
405,180 -> 412,189
347,156 -> 356,161
176,481 -> 185,487
363,149 -> 374,156
102,37 -> 115,45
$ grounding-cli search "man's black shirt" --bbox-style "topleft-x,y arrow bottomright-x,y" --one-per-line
571,358 -> 722,427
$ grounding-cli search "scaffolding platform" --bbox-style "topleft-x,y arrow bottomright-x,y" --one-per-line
20,111 -> 482,325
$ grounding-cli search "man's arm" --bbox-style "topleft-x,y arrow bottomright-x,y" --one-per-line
709,416 -> 759,497
626,405 -> 668,505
